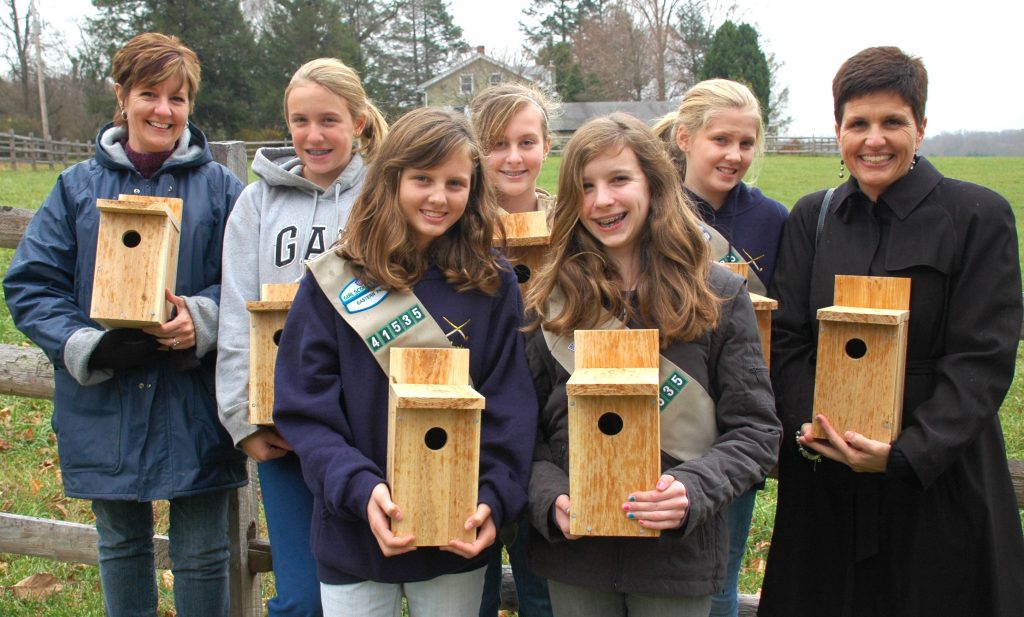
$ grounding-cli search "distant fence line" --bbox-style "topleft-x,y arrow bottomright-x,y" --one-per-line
1,132 -> 838,170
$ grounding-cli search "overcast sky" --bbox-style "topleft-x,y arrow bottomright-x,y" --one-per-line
43,0 -> 1023,137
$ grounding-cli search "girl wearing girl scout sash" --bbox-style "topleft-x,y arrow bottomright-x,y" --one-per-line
272,107 -> 537,617
522,113 -> 780,617
659,78 -> 788,617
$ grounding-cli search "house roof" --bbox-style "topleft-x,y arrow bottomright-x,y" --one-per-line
551,101 -> 680,132
417,53 -> 524,92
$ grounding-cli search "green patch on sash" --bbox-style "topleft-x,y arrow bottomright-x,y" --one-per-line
366,304 -> 426,351
658,371 -> 688,410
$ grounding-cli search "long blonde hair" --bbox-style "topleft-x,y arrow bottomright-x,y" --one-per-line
658,78 -> 766,182
284,58 -> 388,161
525,113 -> 720,345
338,108 -> 502,295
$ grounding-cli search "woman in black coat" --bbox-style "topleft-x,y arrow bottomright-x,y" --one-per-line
758,46 -> 1024,617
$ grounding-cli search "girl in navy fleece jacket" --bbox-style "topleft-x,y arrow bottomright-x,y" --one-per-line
272,107 -> 537,617
657,79 -> 787,617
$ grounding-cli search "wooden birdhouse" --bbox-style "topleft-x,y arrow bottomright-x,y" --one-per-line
495,210 -> 550,290
90,194 -> 182,328
566,329 -> 661,537
720,262 -> 778,366
387,347 -> 485,546
247,283 -> 300,426
812,275 -> 910,443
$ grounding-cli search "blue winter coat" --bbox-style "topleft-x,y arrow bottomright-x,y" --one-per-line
3,122 -> 247,500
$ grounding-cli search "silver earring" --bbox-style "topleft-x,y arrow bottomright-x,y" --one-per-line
909,151 -> 917,171
121,108 -> 128,121
838,159 -> 845,179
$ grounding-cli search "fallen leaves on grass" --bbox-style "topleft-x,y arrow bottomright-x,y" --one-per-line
0,439 -> 11,451
9,572 -> 63,600
160,570 -> 174,590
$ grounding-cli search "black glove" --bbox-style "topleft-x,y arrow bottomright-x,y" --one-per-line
87,328 -> 163,371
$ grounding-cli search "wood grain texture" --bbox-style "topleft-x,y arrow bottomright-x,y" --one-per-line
817,306 -> 909,325
812,276 -> 910,442
566,367 -> 659,396
569,329 -> 660,537
749,292 -> 778,367
720,261 -> 750,279
260,283 -> 299,302
833,274 -> 911,310
390,383 -> 484,409
387,347 -> 482,546
116,194 -> 183,224
247,307 -> 290,425
90,203 -> 179,328
575,329 -> 659,369
496,210 -> 550,247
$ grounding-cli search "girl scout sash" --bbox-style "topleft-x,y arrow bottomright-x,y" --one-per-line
306,251 -> 453,377
541,287 -> 718,462
700,223 -> 767,295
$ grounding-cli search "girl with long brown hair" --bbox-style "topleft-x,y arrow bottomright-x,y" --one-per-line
271,107 -> 537,616
524,113 -> 779,617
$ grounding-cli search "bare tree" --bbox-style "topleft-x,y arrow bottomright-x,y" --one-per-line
575,2 -> 650,100
630,0 -> 679,101
1,0 -> 32,113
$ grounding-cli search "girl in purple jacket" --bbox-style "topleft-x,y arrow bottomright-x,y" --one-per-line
272,107 -> 537,616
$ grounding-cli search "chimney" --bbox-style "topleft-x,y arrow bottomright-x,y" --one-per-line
476,46 -> 485,55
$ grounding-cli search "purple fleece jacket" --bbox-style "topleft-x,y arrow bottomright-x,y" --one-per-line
272,262 -> 537,585
688,183 -> 788,289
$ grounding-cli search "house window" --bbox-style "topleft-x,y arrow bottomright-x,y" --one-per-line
490,73 -> 502,86
461,74 -> 474,94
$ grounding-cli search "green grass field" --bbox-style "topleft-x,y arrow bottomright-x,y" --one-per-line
1,156 -> 1022,614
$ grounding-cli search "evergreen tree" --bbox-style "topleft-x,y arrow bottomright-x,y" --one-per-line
370,0 -> 464,116
699,20 -> 770,122
149,0 -> 259,138
255,0 -> 360,132
79,0 -> 259,138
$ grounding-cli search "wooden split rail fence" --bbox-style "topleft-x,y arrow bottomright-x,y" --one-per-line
0,142 -> 1020,617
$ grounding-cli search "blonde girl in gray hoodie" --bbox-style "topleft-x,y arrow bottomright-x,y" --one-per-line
216,58 -> 387,617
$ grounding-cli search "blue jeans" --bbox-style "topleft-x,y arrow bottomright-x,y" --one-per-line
92,490 -> 230,617
708,488 -> 758,617
479,519 -> 552,617
260,453 -> 322,617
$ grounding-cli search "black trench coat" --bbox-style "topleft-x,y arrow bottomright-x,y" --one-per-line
758,157 -> 1024,617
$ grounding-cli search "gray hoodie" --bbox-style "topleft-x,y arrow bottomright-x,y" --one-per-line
216,146 -> 367,445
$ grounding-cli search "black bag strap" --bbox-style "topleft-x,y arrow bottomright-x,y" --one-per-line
816,187 -> 836,245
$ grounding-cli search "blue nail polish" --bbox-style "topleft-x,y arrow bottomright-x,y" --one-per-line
627,513 -> 635,519
629,496 -> 636,502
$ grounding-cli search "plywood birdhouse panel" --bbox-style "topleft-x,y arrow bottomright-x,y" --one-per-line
247,283 -> 300,425
495,210 -> 551,291
749,293 -> 779,367
387,347 -> 484,546
566,329 -> 660,537
90,197 -> 182,328
812,275 -> 910,443
719,262 -> 777,366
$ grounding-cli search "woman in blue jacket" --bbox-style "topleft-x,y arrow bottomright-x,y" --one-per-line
2,33 -> 246,617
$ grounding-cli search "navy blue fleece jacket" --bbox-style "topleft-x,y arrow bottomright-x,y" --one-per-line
272,262 -> 537,584
687,183 -> 788,289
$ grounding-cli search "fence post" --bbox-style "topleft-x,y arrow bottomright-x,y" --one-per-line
28,132 -> 36,171
208,140 -> 261,617
9,129 -> 16,170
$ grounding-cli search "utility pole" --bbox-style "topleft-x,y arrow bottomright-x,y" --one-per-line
31,0 -> 50,140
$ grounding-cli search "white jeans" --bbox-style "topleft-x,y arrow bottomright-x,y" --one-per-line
320,566 -> 487,617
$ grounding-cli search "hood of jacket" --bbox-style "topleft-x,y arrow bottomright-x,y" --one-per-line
95,121 -> 212,174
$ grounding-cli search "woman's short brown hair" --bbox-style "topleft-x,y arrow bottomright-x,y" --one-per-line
833,46 -> 927,126
111,32 -> 201,126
